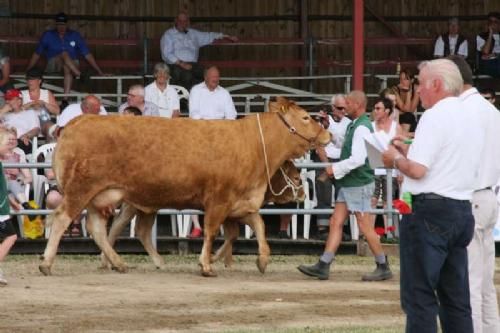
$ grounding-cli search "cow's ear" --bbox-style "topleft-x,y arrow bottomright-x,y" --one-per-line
268,101 -> 288,113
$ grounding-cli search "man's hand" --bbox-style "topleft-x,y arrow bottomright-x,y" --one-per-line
389,135 -> 411,156
326,165 -> 334,178
20,135 -> 30,146
8,195 -> 21,211
179,61 -> 192,70
382,145 -> 403,168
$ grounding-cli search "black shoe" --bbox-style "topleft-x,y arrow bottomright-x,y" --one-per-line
297,260 -> 331,280
278,231 -> 289,239
361,257 -> 393,281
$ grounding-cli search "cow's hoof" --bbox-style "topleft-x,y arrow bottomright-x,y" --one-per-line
98,263 -> 111,270
256,256 -> 268,274
39,264 -> 52,276
199,263 -> 217,277
111,265 -> 129,273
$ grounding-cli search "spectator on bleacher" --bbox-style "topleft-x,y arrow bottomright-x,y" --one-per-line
298,91 -> 392,282
1,89 -> 40,155
26,12 -> 105,107
0,128 -> 22,286
449,55 -> 500,333
189,66 -> 236,120
160,11 -> 237,90
433,17 -> 468,59
21,68 -> 60,139
389,68 -> 420,137
476,12 -> 500,78
314,94 -> 351,240
0,46 -> 13,101
0,128 -> 38,218
118,85 -> 159,116
380,88 -> 400,121
370,97 -> 403,232
144,63 -> 180,118
187,65 -> 236,238
480,87 -> 497,107
55,95 -> 107,137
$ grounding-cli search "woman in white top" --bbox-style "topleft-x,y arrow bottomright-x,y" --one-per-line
21,68 -> 60,138
371,97 -> 403,235
144,62 -> 180,118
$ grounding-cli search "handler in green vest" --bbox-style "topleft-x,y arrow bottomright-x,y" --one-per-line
0,128 -> 21,286
298,90 -> 392,281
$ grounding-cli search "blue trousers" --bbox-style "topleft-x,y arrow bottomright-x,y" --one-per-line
400,195 -> 474,333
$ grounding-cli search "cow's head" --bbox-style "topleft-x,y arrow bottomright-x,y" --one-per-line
269,97 -> 331,154
266,160 -> 305,204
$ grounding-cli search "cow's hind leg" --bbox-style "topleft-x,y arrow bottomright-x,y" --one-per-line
135,212 -> 165,269
101,203 -> 137,269
211,220 -> 239,268
39,203 -> 74,276
86,205 -> 128,273
241,213 -> 270,274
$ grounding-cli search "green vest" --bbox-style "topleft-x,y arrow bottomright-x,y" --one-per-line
0,163 -> 10,215
337,114 -> 374,188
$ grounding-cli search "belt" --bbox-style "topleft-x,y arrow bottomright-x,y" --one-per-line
412,193 -> 447,201
474,187 -> 492,192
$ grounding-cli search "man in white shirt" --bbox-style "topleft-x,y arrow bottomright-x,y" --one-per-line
476,12 -> 500,77
189,66 -> 236,120
56,95 -> 106,135
449,55 -> 500,333
383,59 -> 483,333
144,62 -> 180,118
186,65 -> 236,238
160,11 -> 237,90
314,94 -> 351,238
434,17 -> 468,58
298,91 -> 391,282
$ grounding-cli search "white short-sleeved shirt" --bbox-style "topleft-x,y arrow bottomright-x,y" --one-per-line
144,82 -> 180,118
3,110 -> 40,138
189,82 -> 236,120
56,103 -> 107,127
460,88 -> 500,190
476,33 -> 500,54
403,97 -> 483,200
433,35 -> 468,58
325,116 -> 351,159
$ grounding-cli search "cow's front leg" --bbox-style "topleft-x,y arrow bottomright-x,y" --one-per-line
241,213 -> 270,274
135,211 -> 165,269
199,208 -> 228,277
39,203 -> 74,276
86,205 -> 128,273
212,220 -> 239,268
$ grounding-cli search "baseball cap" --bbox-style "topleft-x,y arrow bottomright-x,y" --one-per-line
4,89 -> 22,101
55,12 -> 68,24
26,67 -> 43,80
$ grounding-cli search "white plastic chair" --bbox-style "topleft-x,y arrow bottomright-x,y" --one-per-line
170,84 -> 189,102
32,143 -> 56,206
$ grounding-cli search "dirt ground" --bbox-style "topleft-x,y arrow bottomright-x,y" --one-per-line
1,254 -> 498,333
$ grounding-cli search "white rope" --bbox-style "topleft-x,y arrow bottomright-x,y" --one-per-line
256,114 -> 303,200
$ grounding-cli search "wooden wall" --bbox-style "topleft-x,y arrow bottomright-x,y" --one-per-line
2,0 -> 500,94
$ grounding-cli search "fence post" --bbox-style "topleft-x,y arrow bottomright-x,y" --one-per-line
143,36 -> 149,75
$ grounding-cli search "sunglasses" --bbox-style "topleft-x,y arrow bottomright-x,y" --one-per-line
332,105 -> 346,111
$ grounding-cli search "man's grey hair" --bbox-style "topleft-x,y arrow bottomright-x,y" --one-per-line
128,84 -> 145,97
418,59 -> 463,96
153,62 -> 170,77
330,94 -> 345,105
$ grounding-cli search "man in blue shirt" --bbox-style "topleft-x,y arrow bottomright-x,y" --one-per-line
26,12 -> 105,106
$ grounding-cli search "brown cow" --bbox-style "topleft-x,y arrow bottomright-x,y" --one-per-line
102,159 -> 305,270
39,97 -> 330,276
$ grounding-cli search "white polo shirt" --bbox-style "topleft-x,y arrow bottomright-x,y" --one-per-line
403,97 -> 483,200
460,88 -> 500,190
144,82 -> 180,118
325,115 -> 351,159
